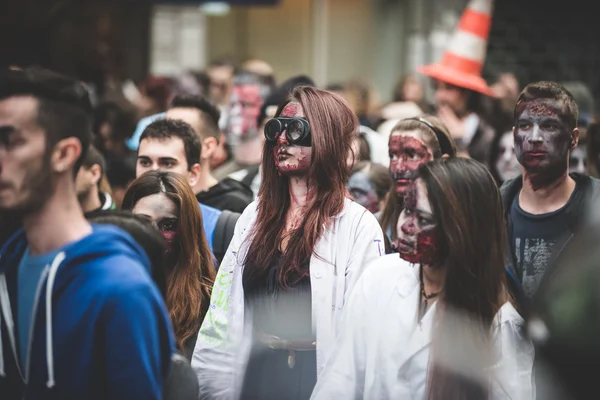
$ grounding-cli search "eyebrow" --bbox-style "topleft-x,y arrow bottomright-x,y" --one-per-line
136,155 -> 179,163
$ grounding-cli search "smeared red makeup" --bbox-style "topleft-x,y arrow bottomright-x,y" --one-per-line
514,99 -> 573,190
280,103 -> 298,117
273,102 -> 311,175
389,133 -> 432,196
395,182 -> 438,265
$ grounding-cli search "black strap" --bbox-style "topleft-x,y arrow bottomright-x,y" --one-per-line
213,210 -> 240,268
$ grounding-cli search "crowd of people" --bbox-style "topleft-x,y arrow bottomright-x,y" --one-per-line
1,4 -> 600,398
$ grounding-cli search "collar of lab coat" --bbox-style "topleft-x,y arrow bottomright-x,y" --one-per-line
395,263 -> 437,362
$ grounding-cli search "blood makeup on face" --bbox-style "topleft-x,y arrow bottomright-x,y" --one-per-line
347,171 -> 380,213
389,132 -> 432,196
395,182 -> 437,265
273,102 -> 312,175
514,100 -> 572,190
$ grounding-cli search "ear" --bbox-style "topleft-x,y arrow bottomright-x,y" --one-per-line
570,127 -> 580,150
441,153 -> 450,160
90,164 -> 102,186
51,137 -> 82,174
202,137 -> 218,162
187,163 -> 202,188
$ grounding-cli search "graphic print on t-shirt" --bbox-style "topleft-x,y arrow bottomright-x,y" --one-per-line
515,237 -> 557,298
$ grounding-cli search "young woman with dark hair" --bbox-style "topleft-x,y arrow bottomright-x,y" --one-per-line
121,170 -> 215,359
86,209 -> 199,400
379,115 -> 457,242
192,86 -> 384,399
312,158 -> 535,399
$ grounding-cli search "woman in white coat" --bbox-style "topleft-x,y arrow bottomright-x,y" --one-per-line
191,86 -> 385,400
312,158 -> 535,399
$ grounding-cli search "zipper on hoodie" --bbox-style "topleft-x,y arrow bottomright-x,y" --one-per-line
24,266 -> 50,383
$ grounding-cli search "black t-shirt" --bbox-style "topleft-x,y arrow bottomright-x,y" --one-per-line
510,183 -> 580,298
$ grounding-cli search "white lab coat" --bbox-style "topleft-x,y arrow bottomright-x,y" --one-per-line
191,199 -> 385,400
311,254 -> 536,400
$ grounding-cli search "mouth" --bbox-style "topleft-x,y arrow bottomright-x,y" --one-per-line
395,239 -> 415,253
524,151 -> 547,157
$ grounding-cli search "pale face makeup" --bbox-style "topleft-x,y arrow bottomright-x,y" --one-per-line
388,130 -> 434,196
395,179 -> 437,265
273,102 -> 312,176
569,145 -> 586,174
495,131 -> 521,182
132,192 -> 178,232
514,99 -> 575,190
347,171 -> 379,213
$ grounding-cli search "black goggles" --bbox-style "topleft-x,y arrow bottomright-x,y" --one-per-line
264,117 -> 311,146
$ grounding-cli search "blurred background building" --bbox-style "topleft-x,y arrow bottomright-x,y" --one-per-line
1,0 -> 598,109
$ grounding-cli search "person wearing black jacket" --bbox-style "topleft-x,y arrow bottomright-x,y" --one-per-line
502,81 -> 600,312
166,95 -> 254,213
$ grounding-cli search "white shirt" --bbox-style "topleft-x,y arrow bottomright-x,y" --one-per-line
311,254 -> 536,400
191,199 -> 385,400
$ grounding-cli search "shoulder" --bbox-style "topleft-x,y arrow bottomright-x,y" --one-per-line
492,302 -> 527,335
338,199 -> 381,228
359,254 -> 417,293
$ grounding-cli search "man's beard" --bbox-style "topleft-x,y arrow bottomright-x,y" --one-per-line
1,155 -> 56,217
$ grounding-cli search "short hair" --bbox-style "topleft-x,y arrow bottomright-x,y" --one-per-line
81,145 -> 106,185
139,118 -> 201,170
514,81 -> 579,132
170,94 -> 220,139
0,66 -> 93,174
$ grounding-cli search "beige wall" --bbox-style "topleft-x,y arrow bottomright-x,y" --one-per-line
205,0 -> 376,89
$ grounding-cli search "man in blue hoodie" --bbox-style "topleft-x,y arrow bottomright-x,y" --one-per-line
0,66 -> 174,399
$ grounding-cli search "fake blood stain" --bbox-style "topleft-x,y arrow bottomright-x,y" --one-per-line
389,135 -> 432,195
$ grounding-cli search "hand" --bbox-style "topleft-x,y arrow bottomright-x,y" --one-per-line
437,105 -> 466,139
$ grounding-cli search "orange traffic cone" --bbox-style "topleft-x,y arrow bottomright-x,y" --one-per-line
418,0 -> 496,97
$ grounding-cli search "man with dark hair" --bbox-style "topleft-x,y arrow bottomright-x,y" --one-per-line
136,117 -> 239,263
166,94 -> 253,213
137,118 -> 202,185
502,81 -> 600,304
0,66 -> 173,398
76,144 -> 115,212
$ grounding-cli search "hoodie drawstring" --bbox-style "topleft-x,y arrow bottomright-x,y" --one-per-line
45,251 -> 65,388
0,275 -> 7,377
0,273 -> 17,378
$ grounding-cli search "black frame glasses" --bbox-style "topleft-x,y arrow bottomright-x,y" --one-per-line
264,117 -> 311,146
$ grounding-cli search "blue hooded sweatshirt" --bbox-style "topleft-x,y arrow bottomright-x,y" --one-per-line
0,224 -> 175,399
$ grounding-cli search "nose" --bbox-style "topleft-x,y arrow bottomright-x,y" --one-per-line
529,125 -> 543,143
502,149 -> 513,162
276,130 -> 288,145
400,219 -> 416,236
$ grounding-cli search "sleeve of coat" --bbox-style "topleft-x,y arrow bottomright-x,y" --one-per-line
344,209 -> 385,303
191,203 -> 254,400
490,316 -> 536,400
311,268 -> 370,400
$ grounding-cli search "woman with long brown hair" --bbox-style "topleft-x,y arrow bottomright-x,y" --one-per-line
312,158 -> 534,399
192,86 -> 384,399
122,170 -> 215,360
379,115 -> 457,242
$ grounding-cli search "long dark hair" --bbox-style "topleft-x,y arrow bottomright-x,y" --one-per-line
418,158 -> 508,399
121,171 -> 215,350
379,115 -> 456,241
243,86 -> 358,289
